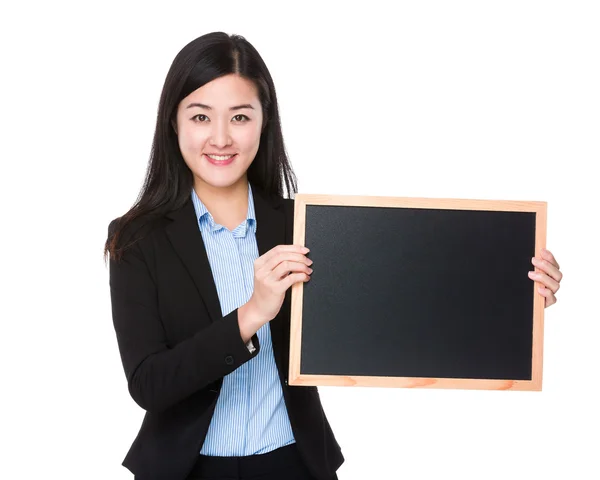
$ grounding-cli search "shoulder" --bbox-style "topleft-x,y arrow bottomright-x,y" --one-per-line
107,212 -> 170,248
282,197 -> 294,211
250,183 -> 296,215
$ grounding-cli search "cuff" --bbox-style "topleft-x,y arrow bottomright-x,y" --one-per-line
246,338 -> 256,354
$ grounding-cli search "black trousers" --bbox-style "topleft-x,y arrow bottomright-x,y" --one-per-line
185,443 -> 335,480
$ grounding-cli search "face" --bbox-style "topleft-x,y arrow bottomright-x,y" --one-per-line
174,74 -> 263,192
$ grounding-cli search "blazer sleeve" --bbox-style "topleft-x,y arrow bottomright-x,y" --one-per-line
108,220 -> 261,413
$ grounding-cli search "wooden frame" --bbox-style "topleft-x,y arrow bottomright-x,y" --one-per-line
289,193 -> 547,391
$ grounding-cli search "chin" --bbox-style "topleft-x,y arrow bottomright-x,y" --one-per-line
195,171 -> 249,190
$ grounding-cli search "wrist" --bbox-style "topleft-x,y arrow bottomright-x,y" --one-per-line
238,299 -> 267,339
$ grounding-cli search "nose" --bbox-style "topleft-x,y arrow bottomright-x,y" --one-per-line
209,119 -> 232,148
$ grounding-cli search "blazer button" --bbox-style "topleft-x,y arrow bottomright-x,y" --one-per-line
225,355 -> 234,365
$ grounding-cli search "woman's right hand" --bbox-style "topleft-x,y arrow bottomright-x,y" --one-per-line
239,245 -> 313,336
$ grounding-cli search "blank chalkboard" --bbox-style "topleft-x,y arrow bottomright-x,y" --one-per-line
289,194 -> 546,391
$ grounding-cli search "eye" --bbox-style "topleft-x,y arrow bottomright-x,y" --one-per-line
232,114 -> 249,122
192,114 -> 209,122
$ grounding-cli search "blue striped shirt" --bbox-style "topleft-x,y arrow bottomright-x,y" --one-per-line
191,183 -> 296,456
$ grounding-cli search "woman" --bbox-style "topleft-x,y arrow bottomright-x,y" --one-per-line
104,32 -> 562,480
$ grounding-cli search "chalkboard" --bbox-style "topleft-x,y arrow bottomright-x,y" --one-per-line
289,194 -> 547,391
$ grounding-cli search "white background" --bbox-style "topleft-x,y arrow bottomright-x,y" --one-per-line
2,1 -> 598,479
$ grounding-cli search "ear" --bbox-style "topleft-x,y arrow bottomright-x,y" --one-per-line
171,119 -> 178,135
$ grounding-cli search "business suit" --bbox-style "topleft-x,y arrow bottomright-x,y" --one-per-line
108,184 -> 344,480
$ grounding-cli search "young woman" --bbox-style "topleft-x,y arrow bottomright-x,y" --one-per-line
104,32 -> 563,480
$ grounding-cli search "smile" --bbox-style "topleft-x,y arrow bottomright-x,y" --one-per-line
204,153 -> 237,165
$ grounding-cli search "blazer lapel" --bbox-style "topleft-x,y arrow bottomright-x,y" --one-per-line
251,185 -> 285,257
165,197 -> 223,324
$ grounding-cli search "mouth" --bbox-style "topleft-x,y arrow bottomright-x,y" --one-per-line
204,153 -> 237,166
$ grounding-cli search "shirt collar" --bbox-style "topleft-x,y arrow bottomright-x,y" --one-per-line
190,182 -> 257,236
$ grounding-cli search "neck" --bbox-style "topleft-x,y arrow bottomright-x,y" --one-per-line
193,177 -> 249,230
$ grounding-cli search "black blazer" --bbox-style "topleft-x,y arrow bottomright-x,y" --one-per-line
108,184 -> 344,480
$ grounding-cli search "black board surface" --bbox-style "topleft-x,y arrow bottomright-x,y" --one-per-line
299,204 -> 537,381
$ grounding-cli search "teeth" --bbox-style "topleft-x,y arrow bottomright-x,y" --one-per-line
207,154 -> 234,161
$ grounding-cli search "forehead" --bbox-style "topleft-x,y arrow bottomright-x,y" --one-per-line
181,74 -> 259,107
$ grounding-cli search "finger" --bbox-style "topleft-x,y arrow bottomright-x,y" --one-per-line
531,256 -> 563,284
270,259 -> 313,281
255,245 -> 309,269
282,272 -> 311,291
528,270 -> 560,293
263,252 -> 313,274
540,248 -> 560,270
537,286 -> 557,308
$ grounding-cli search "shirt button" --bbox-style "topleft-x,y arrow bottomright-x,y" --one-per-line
225,355 -> 234,365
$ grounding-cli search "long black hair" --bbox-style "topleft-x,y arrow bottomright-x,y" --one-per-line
104,32 -> 297,262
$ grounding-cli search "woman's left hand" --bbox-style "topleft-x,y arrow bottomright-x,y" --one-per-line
528,248 -> 562,308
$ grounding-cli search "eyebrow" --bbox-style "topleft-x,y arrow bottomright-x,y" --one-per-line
185,103 -> 255,111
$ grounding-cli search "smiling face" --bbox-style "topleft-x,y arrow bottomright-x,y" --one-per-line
174,74 -> 263,192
